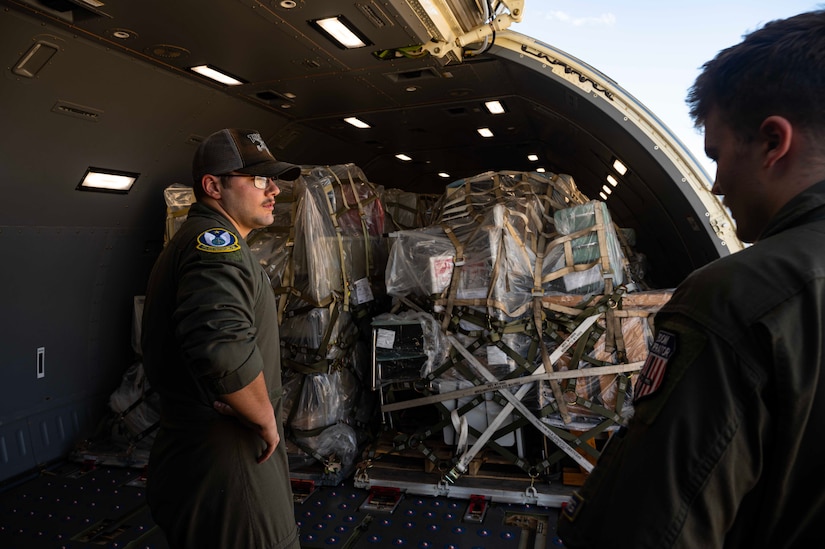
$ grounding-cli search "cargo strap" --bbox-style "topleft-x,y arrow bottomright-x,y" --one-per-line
381,362 -> 643,413
438,219 -> 484,330
281,300 -> 342,375
390,291 -> 633,477
534,298 -> 571,423
384,192 -> 439,230
445,330 -> 597,480
287,431 -> 344,475
326,167 -> 383,311
109,386 -> 160,448
244,194 -> 300,326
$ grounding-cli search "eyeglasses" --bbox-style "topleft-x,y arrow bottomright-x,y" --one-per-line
221,174 -> 276,190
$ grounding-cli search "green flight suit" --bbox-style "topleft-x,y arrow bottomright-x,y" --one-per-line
142,202 -> 298,549
558,180 -> 825,548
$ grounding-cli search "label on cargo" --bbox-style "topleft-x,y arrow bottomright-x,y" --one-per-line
375,328 -> 396,349
352,277 -> 374,304
429,256 -> 455,294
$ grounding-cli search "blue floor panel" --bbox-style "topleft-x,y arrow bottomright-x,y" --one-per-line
0,463 -> 567,548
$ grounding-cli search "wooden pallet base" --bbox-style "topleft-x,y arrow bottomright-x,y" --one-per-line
363,432 -> 535,482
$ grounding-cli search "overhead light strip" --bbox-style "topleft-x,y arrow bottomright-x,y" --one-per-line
344,116 -> 371,129
189,64 -> 244,86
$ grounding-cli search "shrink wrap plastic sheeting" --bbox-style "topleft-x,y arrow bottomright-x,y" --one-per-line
539,315 -> 652,428
371,310 -> 449,380
163,183 -> 196,245
248,178 -> 302,290
381,188 -> 439,232
279,307 -> 358,369
386,172 -> 628,318
383,171 -> 653,463
250,164 -> 387,309
249,165 -> 388,474
291,164 -> 387,307
107,361 -> 160,449
538,291 -> 671,428
552,201 -> 627,294
282,368 -> 361,472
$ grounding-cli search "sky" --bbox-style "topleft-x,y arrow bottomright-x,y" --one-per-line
510,1 -> 823,179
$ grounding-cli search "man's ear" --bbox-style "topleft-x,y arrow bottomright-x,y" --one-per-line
202,175 -> 223,199
760,115 -> 792,168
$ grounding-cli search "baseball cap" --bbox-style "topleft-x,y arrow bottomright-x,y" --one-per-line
192,128 -> 301,183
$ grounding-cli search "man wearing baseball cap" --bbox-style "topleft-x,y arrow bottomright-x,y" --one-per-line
142,129 -> 301,548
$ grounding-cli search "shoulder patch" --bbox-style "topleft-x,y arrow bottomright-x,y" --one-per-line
196,228 -> 241,253
633,329 -> 676,402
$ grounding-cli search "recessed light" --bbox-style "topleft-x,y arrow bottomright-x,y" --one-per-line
477,128 -> 494,138
395,153 -> 412,161
311,16 -> 370,49
76,167 -> 139,194
612,158 -> 628,175
484,100 -> 506,114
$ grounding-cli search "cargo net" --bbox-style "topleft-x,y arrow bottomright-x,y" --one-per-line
364,170 -> 672,486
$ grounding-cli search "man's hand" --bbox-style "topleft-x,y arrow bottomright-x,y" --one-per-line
214,372 -> 279,463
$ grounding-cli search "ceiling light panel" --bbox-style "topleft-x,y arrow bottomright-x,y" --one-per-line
344,116 -> 371,128
189,65 -> 244,86
311,16 -> 371,49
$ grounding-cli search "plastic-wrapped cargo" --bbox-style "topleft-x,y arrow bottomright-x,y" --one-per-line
382,188 -> 439,231
162,183 -> 195,245
247,177 -> 303,291
107,361 -> 160,449
387,203 -> 552,319
538,290 -> 672,428
282,368 -> 362,472
436,170 -> 588,225
379,171 -> 657,478
288,164 -> 388,310
371,311 -> 449,385
386,172 -> 630,320
279,307 -> 359,374
549,200 -> 628,294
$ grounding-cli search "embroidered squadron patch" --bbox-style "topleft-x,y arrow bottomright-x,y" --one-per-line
634,329 -> 676,402
196,228 -> 241,253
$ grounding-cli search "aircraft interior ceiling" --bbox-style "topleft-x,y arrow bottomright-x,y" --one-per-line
1,0 -> 735,287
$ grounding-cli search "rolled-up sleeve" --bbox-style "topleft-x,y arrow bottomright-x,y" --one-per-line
173,248 -> 264,395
